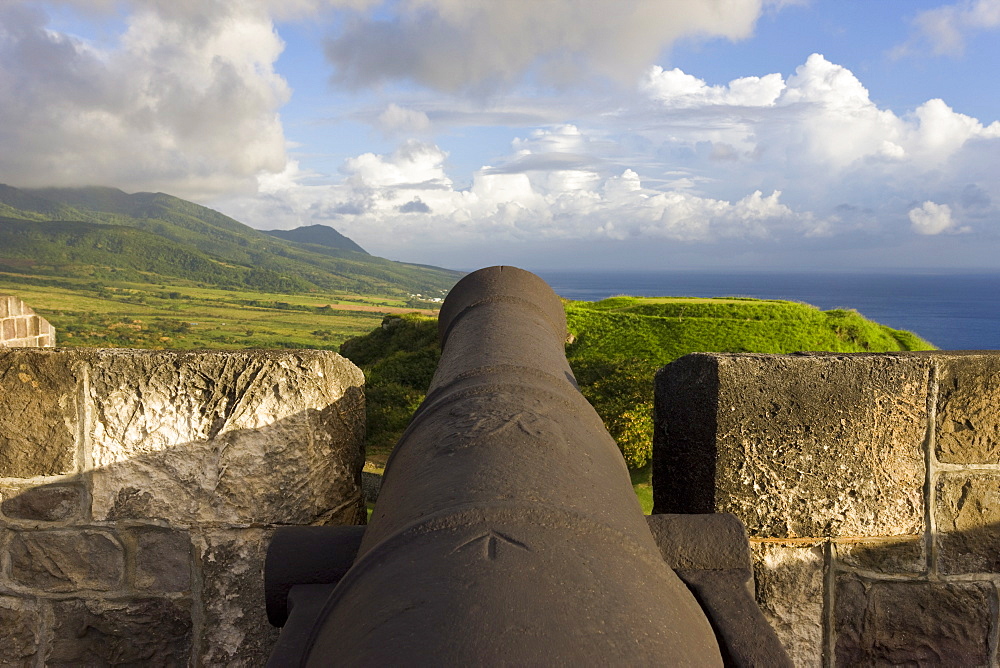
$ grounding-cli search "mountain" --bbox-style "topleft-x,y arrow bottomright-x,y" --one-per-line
0,184 -> 460,295
263,224 -> 368,255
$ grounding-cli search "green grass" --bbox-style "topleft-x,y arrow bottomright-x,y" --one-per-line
341,296 -> 936,472
630,466 -> 653,514
0,272 -> 437,351
564,296 -> 935,469
564,296 -> 932,365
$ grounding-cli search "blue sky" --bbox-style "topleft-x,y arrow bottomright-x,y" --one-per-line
2,1 -> 999,271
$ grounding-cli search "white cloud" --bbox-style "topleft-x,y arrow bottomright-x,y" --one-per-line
343,140 -> 452,188
45,0 -> 381,21
376,104 -> 431,135
216,128 -> 809,257
642,67 -> 784,108
908,201 -> 967,235
0,2 -> 291,198
898,0 -> 1000,57
907,98 -> 1000,159
640,53 -> 1000,176
233,51 -> 1000,257
909,201 -> 954,234
324,0 -> 774,90
9,2 -> 999,267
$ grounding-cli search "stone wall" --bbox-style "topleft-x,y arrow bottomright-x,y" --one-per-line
0,297 -> 55,348
654,351 -> 1000,667
0,348 -> 365,665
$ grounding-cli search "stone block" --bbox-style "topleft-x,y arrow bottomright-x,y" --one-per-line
0,297 -> 9,318
654,353 -> 928,538
935,471 -> 1000,574
834,536 -> 925,574
8,530 -> 124,592
196,529 -> 279,665
750,541 -> 825,667
1,484 -> 85,523
87,349 -> 366,526
14,317 -> 26,339
26,317 -> 39,337
1,318 -> 15,340
48,597 -> 192,665
935,353 -> 1000,464
0,596 -> 41,664
0,350 -> 80,477
834,574 -> 992,666
131,527 -> 192,593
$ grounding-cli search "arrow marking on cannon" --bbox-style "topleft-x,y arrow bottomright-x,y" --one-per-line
455,530 -> 531,560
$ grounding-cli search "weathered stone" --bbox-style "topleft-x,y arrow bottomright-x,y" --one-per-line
750,541 -> 825,667
48,597 -> 191,665
936,353 -> 1000,464
87,349 -> 365,526
935,471 -> 1000,574
1,484 -> 85,522
834,574 -> 992,666
197,529 -> 279,665
132,527 -> 192,592
8,530 -> 124,591
361,470 -> 382,504
834,536 -> 925,574
0,596 -> 40,663
654,353 -> 928,538
0,350 -> 80,477
0,298 -> 55,348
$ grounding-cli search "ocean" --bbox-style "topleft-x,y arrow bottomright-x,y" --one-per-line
534,271 -> 1000,351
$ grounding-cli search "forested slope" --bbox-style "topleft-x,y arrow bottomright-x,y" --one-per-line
0,184 -> 460,295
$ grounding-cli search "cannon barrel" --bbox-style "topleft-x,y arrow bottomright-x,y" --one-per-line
267,266 -> 743,665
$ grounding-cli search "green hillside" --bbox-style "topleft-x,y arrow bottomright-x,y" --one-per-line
263,224 -> 368,254
341,296 -> 935,472
0,184 -> 460,295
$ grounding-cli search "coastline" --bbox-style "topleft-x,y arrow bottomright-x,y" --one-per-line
533,270 -> 1000,351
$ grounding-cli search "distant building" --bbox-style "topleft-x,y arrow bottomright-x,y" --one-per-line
0,296 -> 56,347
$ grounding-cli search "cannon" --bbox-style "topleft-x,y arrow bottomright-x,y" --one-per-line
264,266 -> 790,666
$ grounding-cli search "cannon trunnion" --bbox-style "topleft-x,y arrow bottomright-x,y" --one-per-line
265,266 -> 789,666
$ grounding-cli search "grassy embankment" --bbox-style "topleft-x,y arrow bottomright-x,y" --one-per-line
341,296 -> 935,513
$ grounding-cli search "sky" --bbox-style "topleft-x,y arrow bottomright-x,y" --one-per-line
2,1 -> 1000,272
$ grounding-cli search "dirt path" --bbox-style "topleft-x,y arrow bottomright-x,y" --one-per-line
318,303 -> 438,316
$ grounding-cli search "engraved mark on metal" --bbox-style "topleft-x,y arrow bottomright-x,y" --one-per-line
440,408 -> 567,454
454,530 -> 531,561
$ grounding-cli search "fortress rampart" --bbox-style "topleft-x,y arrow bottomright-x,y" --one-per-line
2,345 -> 999,664
655,351 -> 1000,666
0,296 -> 55,349
0,348 -> 364,665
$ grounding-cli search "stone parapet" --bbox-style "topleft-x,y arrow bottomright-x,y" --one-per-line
0,348 -> 365,664
0,296 -> 56,348
654,351 -> 1000,667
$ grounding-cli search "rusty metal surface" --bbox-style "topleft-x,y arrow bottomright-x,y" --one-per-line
297,266 -> 722,665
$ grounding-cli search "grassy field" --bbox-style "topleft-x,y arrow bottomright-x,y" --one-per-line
0,271 -> 439,350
